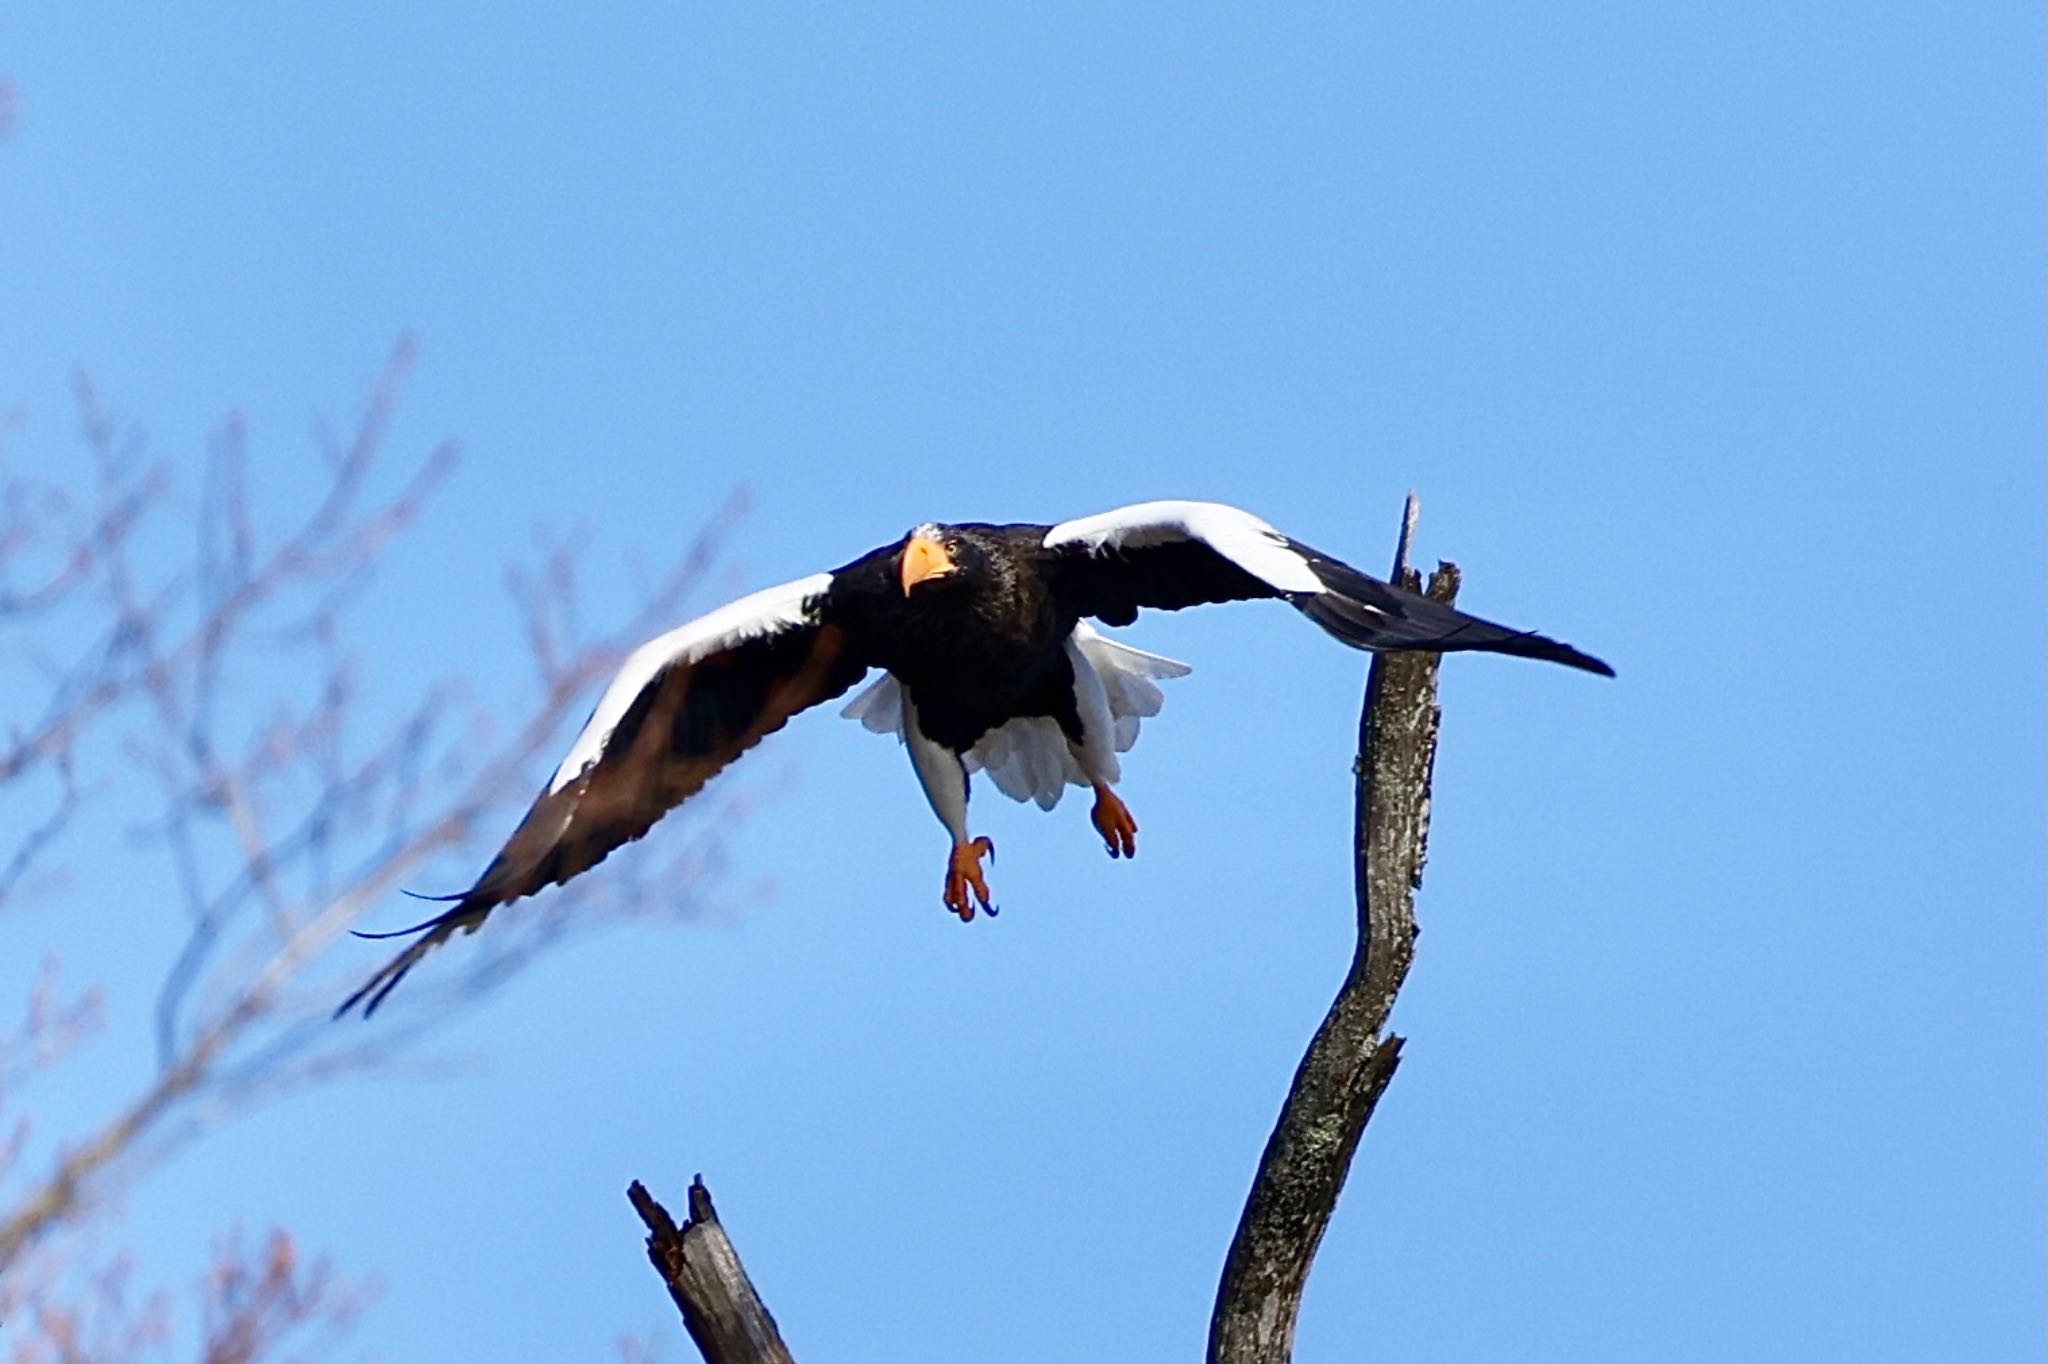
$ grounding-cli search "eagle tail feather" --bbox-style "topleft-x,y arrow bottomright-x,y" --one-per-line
1294,552 -> 1613,678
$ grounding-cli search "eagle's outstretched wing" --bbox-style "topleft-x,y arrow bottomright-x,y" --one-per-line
339,572 -> 868,1017
1040,500 -> 1613,676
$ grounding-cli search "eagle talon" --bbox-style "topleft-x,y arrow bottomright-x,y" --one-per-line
943,836 -> 996,922
1090,784 -> 1139,860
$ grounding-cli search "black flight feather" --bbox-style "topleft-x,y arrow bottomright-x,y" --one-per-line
1288,542 -> 1614,677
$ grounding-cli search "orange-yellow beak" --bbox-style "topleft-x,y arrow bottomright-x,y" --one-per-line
900,533 -> 957,595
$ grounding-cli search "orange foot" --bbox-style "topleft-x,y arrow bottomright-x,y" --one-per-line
943,836 -> 997,921
1091,783 -> 1138,860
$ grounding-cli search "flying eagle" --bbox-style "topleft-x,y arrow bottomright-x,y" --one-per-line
340,500 -> 1609,1016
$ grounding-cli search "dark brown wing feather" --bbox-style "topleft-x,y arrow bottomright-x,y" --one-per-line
339,622 -> 864,1017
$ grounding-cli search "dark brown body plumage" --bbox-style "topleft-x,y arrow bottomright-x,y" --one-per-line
829,524 -> 1084,751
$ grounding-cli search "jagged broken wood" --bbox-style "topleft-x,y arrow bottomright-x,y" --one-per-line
629,1176 -> 796,1364
1207,493 -> 1452,1364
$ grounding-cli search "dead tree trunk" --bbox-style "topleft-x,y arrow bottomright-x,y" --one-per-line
628,1177 -> 797,1364
1207,495 -> 1453,1364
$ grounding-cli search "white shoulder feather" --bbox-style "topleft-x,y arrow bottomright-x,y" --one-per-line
1041,499 -> 1323,594
548,572 -> 834,794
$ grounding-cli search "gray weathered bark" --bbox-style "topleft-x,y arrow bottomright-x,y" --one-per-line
629,1176 -> 797,1364
1207,495 -> 1454,1364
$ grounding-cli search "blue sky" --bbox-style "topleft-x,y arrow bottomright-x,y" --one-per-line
2,5 -> 2042,1361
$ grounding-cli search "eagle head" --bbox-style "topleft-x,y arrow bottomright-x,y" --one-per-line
899,523 -> 986,596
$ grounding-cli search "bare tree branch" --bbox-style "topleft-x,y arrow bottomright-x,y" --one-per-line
0,348 -> 752,1301
1208,493 -> 1455,1364
629,1177 -> 796,1364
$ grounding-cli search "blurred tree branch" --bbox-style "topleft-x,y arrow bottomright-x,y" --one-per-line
1207,495 -> 1451,1364
0,342 -> 749,1351
0,1227 -> 371,1364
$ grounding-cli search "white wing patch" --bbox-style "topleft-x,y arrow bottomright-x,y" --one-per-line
547,572 -> 834,794
1041,499 -> 1324,594
839,622 -> 1191,810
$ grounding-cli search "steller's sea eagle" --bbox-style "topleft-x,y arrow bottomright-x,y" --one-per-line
340,500 -> 1610,1016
